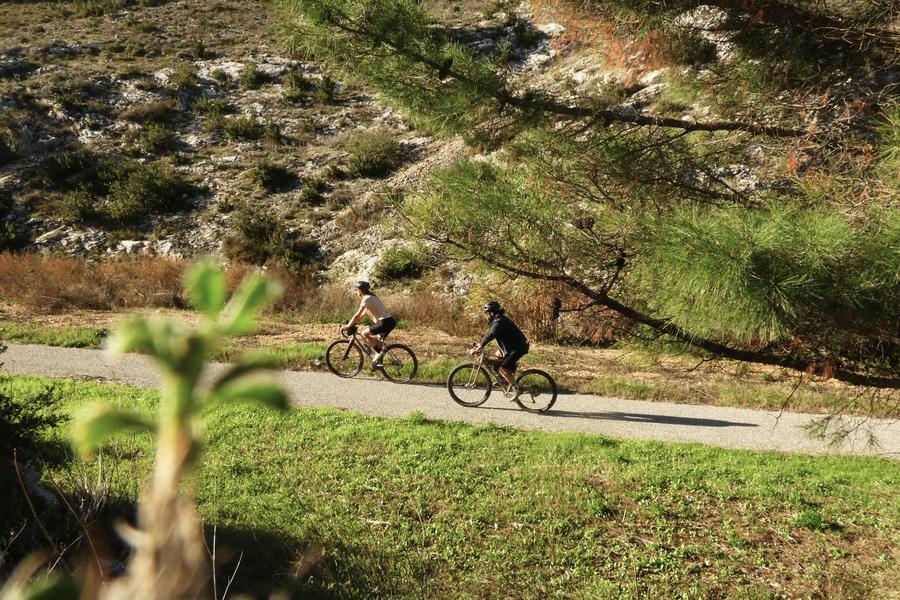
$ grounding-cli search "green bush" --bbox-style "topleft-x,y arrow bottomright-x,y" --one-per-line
210,68 -> 230,85
131,123 -> 176,154
38,149 -> 101,191
343,129 -> 404,178
374,244 -> 431,281
793,508 -> 828,531
224,205 -> 319,269
168,63 -> 199,93
298,175 -> 328,205
186,39 -> 207,60
104,162 -> 197,226
194,96 -> 233,116
262,120 -> 283,145
58,189 -> 99,224
0,384 -> 66,461
252,160 -> 294,192
0,223 -> 25,252
240,63 -> 268,90
51,77 -> 110,114
224,115 -> 264,140
117,65 -> 144,79
284,69 -> 310,102
196,97 -> 235,135
313,75 -> 337,104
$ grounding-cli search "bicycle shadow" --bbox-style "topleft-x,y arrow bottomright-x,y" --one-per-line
481,406 -> 758,428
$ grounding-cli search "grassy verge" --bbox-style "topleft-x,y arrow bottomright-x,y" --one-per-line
0,320 -> 108,348
4,374 -> 898,598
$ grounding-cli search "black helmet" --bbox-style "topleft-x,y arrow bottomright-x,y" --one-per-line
355,281 -> 371,292
483,300 -> 502,314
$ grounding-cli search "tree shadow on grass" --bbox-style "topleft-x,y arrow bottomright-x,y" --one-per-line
206,521 -> 414,599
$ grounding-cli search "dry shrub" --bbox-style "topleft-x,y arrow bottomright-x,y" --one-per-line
388,290 -> 479,338
119,99 -> 178,123
0,253 -> 186,310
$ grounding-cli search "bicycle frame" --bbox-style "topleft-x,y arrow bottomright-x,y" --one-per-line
467,351 -> 515,394
340,327 -> 383,361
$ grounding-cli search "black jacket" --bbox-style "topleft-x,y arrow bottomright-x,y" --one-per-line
479,314 -> 529,355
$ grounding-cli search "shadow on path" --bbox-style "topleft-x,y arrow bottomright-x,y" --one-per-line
482,406 -> 758,428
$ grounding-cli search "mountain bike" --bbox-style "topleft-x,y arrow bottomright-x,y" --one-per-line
446,348 -> 557,413
325,325 -> 418,383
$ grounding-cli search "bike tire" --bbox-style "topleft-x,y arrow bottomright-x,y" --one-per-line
514,369 -> 557,413
447,363 -> 492,407
380,344 -> 418,383
325,339 -> 364,378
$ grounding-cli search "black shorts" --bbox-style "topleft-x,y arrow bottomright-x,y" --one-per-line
499,348 -> 527,372
368,316 -> 396,338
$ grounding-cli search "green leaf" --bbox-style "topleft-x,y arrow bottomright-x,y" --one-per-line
209,380 -> 288,411
106,315 -> 154,355
186,262 -> 227,318
211,353 -> 281,392
72,405 -> 154,456
220,275 -> 283,336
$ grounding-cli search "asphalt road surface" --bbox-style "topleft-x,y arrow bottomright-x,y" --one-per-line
3,343 -> 898,459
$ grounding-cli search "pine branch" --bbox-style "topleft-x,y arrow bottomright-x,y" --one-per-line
316,6 -> 807,138
447,239 -> 900,389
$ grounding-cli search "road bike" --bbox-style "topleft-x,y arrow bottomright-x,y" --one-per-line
446,348 -> 557,413
325,325 -> 418,383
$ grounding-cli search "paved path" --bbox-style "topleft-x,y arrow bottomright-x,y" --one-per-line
3,343 -> 899,459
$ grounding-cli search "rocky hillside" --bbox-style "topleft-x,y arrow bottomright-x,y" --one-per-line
0,0 -> 449,274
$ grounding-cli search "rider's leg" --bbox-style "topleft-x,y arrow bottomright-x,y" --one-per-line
498,366 -> 516,388
498,350 -> 523,397
359,328 -> 382,352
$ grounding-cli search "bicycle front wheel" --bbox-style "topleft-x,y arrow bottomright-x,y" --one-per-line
325,339 -> 364,378
380,344 -> 418,383
514,369 -> 557,413
447,364 -> 492,407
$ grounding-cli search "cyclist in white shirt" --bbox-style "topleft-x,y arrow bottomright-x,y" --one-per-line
343,281 -> 396,365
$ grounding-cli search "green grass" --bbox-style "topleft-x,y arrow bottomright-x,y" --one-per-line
216,342 -> 328,369
4,374 -> 898,598
414,357 -> 458,383
0,320 -> 107,348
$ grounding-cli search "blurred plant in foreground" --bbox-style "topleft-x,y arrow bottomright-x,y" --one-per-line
1,263 -> 287,600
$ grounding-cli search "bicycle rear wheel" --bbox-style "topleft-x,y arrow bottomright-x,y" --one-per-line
447,364 -> 492,407
380,344 -> 418,383
514,369 -> 557,413
325,339 -> 364,378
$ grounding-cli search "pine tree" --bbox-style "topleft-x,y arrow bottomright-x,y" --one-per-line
278,0 -> 899,388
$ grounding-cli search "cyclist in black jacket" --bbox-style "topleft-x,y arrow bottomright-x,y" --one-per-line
469,301 -> 529,396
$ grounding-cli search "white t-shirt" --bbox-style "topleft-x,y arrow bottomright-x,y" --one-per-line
360,294 -> 391,321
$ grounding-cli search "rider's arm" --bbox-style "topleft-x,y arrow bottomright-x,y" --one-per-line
477,320 -> 500,350
347,299 -> 366,326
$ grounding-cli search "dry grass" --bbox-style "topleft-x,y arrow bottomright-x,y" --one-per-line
0,254 -> 626,342
0,253 -> 187,310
